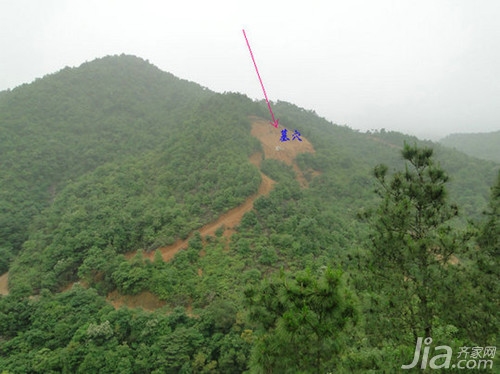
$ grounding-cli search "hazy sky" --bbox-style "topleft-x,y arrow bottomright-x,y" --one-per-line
1,0 -> 499,139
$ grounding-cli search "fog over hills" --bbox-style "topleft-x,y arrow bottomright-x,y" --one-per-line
440,130 -> 500,163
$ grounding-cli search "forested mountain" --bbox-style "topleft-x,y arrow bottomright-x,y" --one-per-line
0,55 -> 498,372
440,130 -> 500,163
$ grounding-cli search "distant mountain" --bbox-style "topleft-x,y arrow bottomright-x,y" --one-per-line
439,130 -> 500,162
0,54 -> 498,372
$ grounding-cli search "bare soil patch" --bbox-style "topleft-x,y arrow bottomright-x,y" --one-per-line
249,116 -> 317,187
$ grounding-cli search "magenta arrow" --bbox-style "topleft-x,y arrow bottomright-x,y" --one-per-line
243,29 -> 279,128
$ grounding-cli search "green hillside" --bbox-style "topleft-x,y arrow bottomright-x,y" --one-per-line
0,55 -> 213,258
440,130 -> 500,162
0,55 -> 498,372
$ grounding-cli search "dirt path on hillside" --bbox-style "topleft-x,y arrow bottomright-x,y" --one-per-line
112,117 -> 318,309
139,152 -> 275,262
135,117 -> 317,263
0,117 -> 316,306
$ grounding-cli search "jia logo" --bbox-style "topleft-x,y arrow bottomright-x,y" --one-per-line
402,337 -> 496,370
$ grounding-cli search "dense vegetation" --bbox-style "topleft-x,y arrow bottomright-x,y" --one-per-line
0,55 -> 498,372
440,130 -> 500,163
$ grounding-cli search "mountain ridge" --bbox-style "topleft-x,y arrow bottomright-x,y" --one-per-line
439,130 -> 500,162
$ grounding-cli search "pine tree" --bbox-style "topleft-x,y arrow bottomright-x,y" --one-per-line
477,171 -> 500,266
460,171 -> 500,344
245,267 -> 357,373
365,142 -> 463,343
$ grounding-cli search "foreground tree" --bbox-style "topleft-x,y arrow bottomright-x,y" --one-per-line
458,170 -> 500,344
364,143 -> 464,343
476,171 -> 500,287
245,267 -> 357,373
